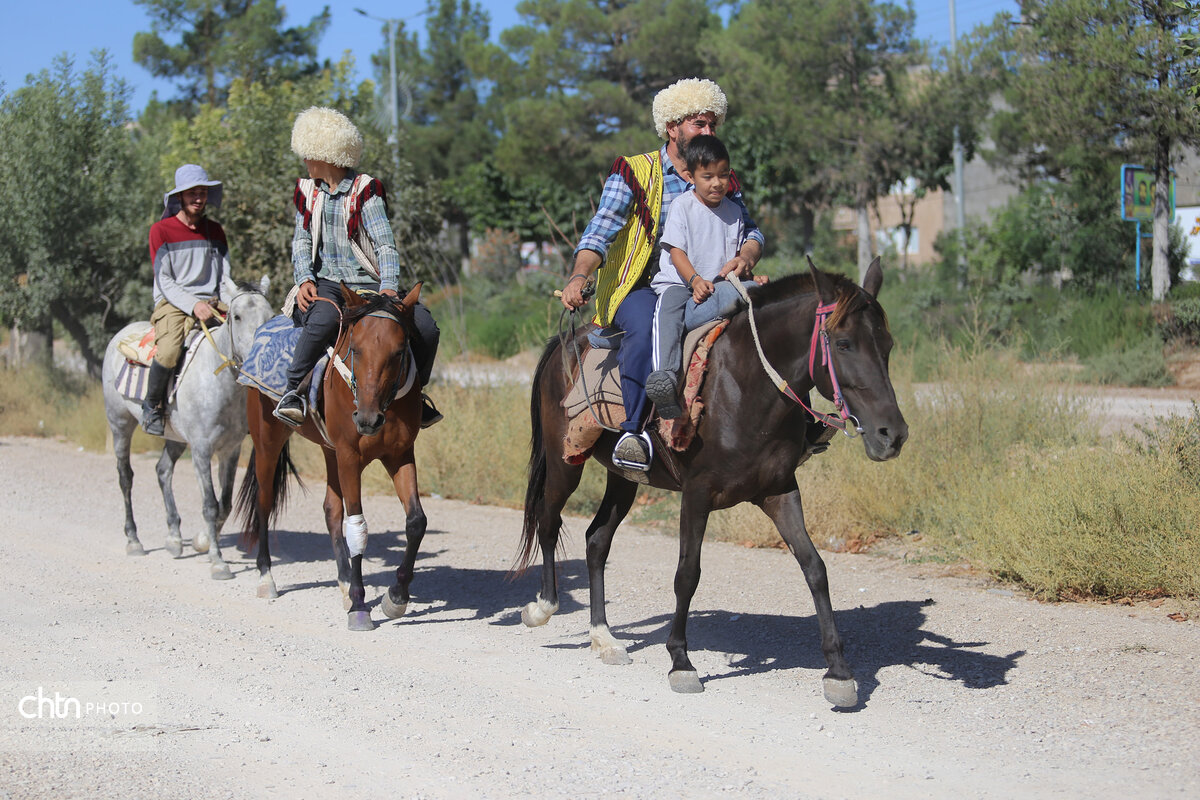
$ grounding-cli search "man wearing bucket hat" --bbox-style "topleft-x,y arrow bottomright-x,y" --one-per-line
143,164 -> 240,436
557,78 -> 765,477
274,106 -> 442,428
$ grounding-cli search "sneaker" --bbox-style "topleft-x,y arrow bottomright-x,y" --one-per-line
612,431 -> 652,472
420,393 -> 443,429
644,370 -> 683,420
141,405 -> 165,437
273,389 -> 306,428
805,419 -> 832,455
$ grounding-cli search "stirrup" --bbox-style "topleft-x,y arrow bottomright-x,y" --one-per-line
273,389 -> 306,428
612,431 -> 652,472
419,393 -> 443,429
141,406 -> 165,437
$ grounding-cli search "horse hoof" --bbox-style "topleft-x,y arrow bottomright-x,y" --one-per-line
380,591 -> 407,620
521,598 -> 558,627
126,541 -> 146,556
347,610 -> 375,631
668,670 -> 704,694
193,533 -> 211,554
210,564 -> 234,581
165,537 -> 184,558
823,677 -> 858,708
598,647 -> 632,666
257,581 -> 278,599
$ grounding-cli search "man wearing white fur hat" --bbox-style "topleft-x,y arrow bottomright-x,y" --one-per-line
559,77 -> 764,475
275,106 -> 442,428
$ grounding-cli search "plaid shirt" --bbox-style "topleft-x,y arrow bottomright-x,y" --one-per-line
292,171 -> 401,292
575,145 -> 765,263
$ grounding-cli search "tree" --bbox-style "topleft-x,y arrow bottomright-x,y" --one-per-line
708,0 -> 924,280
364,0 -> 499,263
0,54 -> 149,375
988,0 -> 1200,299
133,0 -> 330,108
481,0 -> 722,246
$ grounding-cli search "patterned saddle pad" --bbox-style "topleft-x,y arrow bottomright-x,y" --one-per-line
561,320 -> 727,464
236,315 -> 330,412
113,328 -> 203,403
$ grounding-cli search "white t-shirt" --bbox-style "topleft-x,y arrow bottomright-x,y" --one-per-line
653,189 -> 745,294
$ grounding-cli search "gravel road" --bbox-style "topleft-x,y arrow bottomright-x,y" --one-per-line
0,435 -> 1197,799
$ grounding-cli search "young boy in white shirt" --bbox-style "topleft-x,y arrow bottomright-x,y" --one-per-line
645,135 -> 767,419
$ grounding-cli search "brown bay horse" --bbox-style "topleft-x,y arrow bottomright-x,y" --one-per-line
235,283 -> 426,630
517,258 -> 908,705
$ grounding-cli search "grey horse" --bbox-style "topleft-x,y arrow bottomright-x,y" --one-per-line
102,281 -> 274,579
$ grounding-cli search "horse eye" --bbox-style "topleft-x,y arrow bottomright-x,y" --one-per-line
836,339 -> 852,351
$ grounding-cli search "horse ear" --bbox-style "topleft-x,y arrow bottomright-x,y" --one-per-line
341,283 -> 365,307
259,273 -> 270,294
806,254 -> 835,304
862,256 -> 883,299
402,282 -> 422,309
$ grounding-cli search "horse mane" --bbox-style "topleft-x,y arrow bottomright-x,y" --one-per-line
342,293 -> 408,325
747,271 -> 885,330
232,280 -> 266,296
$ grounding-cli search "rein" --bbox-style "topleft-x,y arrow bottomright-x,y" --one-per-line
732,279 -> 862,437
198,306 -> 239,376
556,278 -> 621,434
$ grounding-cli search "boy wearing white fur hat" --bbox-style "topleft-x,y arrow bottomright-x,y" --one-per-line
558,77 -> 764,476
274,106 -> 442,428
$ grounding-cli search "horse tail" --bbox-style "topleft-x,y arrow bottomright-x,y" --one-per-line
235,443 -> 302,551
516,337 -> 561,572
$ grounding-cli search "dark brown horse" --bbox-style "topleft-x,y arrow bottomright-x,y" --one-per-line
517,258 -> 907,705
235,283 -> 426,630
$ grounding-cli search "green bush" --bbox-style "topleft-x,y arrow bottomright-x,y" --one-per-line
1080,337 -> 1173,386
1159,297 -> 1200,345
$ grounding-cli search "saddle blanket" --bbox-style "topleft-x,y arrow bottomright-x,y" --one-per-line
236,315 -> 331,413
561,319 -> 727,464
113,328 -> 203,403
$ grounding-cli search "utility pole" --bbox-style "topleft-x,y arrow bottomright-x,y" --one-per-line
949,0 -> 967,287
355,7 -> 405,168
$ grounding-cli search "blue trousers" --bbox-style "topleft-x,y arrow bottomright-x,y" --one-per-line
611,286 -> 658,434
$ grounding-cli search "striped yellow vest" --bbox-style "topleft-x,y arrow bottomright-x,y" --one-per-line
592,151 -> 664,326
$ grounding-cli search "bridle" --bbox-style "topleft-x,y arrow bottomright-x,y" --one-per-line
732,278 -> 863,437
325,298 -> 415,413
197,291 -> 251,376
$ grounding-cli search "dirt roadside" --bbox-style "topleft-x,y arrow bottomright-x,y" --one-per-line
0,436 -> 1197,799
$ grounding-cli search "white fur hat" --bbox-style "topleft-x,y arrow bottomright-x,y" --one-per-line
652,78 -> 728,140
290,106 -> 364,168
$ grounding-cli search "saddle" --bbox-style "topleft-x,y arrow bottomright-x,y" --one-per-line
561,319 -> 728,465
113,325 -> 204,403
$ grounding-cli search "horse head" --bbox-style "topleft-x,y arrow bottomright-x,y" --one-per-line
338,282 -> 422,436
226,281 -> 275,364
807,256 -> 908,462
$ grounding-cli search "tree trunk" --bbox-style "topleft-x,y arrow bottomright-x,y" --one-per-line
1152,133 -> 1172,301
7,321 -> 52,370
798,204 -> 816,255
856,186 -> 873,285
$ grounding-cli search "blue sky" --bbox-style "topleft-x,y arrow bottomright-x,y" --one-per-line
1,1 -> 1018,111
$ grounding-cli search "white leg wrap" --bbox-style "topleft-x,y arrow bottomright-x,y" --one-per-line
344,514 -> 368,557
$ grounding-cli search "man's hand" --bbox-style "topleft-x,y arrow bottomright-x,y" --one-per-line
719,255 -> 754,280
560,275 -> 590,310
296,281 -> 318,312
192,300 -> 217,322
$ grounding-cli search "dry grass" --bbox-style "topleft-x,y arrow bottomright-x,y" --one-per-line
5,348 -> 1198,600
